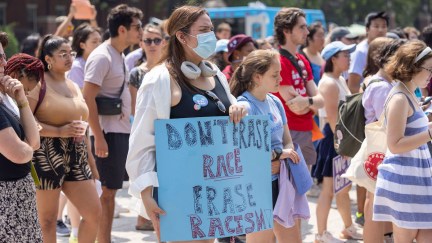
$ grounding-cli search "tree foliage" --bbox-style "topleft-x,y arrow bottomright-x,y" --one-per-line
0,24 -> 19,58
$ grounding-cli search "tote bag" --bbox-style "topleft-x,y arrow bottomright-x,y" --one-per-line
342,105 -> 387,193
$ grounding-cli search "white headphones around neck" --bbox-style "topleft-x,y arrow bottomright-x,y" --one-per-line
180,60 -> 218,80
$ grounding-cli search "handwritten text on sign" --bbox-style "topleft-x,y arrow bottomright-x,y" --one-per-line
333,155 -> 352,194
155,116 -> 273,242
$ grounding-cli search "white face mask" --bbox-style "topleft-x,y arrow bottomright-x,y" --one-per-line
186,31 -> 217,59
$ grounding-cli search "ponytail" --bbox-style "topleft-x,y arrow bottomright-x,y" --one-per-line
229,49 -> 280,98
39,34 -> 68,71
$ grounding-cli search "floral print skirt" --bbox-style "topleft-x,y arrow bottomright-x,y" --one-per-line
0,174 -> 43,242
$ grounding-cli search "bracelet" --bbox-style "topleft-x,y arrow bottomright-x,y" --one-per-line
18,101 -> 29,109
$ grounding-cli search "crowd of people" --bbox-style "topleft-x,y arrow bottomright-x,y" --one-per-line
2,2 -> 432,243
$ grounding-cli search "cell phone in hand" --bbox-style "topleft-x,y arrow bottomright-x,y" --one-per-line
422,96 -> 432,105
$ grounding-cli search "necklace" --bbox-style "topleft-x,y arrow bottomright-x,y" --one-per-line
400,81 -> 419,108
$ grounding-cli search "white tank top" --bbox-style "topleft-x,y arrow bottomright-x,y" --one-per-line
318,73 -> 351,118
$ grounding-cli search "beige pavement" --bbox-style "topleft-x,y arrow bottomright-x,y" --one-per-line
58,185 -> 363,243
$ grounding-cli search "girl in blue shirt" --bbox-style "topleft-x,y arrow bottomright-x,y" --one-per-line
230,49 -> 309,243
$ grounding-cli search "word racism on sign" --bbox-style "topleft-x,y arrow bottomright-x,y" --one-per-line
333,155 -> 352,194
155,116 -> 273,242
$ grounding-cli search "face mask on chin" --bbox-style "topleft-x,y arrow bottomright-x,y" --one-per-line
185,31 -> 217,59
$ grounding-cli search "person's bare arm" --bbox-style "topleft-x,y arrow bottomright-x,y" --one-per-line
278,85 -> 310,115
129,85 -> 138,116
282,81 -> 324,114
387,94 -> 431,154
0,128 -> 34,163
348,73 -> 361,94
86,134 -> 99,180
421,87 -> 429,97
305,80 -> 324,111
54,5 -> 76,37
319,80 -> 339,132
0,76 -> 39,163
82,82 -> 108,158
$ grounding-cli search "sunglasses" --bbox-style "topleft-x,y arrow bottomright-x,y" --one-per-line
204,90 -> 226,113
143,38 -> 162,46
130,23 -> 143,31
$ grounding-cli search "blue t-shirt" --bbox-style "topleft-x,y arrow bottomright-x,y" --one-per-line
348,40 -> 368,82
310,62 -> 322,85
237,91 -> 287,180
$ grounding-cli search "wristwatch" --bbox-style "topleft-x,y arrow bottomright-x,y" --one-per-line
308,97 -> 314,106
272,147 -> 283,161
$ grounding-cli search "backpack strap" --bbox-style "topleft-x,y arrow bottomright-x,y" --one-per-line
33,80 -> 46,115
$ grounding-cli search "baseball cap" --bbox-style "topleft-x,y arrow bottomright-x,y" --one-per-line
330,27 -> 358,42
215,39 -> 229,53
227,34 -> 253,61
321,41 -> 356,61
365,11 -> 389,28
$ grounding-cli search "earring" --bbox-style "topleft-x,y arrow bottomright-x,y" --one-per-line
48,63 -> 52,70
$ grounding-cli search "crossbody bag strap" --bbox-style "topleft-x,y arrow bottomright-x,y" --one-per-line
118,61 -> 127,98
34,80 -> 46,115
279,48 -> 307,85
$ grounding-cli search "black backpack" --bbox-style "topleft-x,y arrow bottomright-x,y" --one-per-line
334,79 -> 381,157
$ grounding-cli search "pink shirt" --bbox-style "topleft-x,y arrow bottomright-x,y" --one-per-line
84,41 -> 131,134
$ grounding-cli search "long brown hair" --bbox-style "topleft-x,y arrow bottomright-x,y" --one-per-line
362,37 -> 392,78
385,40 -> 432,82
159,5 -> 208,90
230,50 -> 280,97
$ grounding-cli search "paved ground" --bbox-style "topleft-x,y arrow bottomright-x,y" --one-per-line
58,185 -> 363,243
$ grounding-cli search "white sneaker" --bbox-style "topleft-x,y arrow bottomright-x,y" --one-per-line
115,200 -> 129,213
307,184 -> 321,197
340,224 -> 363,240
315,231 -> 345,243
384,234 -> 394,243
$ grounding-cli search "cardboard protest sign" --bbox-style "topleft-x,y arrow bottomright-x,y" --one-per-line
72,0 -> 93,20
155,116 -> 273,242
333,155 -> 352,194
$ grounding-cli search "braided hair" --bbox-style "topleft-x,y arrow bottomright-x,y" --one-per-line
5,53 -> 46,113
5,53 -> 44,84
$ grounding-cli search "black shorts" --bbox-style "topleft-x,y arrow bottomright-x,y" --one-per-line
91,133 -> 129,189
33,137 -> 92,190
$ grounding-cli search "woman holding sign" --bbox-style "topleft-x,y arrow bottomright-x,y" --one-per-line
230,49 -> 308,243
313,41 -> 363,242
126,5 -> 247,243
